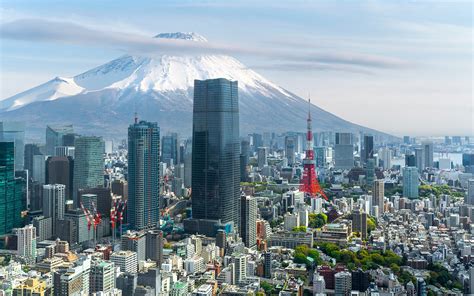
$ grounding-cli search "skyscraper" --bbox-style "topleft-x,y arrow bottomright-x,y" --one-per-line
285,135 -> 296,166
161,133 -> 178,166
24,144 -> 42,174
0,122 -> 25,171
403,167 -> 419,199
466,179 -> 474,205
422,141 -> 434,168
372,180 -> 384,214
186,78 -> 240,236
334,132 -> 354,169
0,142 -> 26,235
146,230 -> 164,267
14,224 -> 37,264
46,156 -> 74,199
335,271 -> 352,296
45,125 -> 74,156
42,184 -> 65,236
352,209 -> 368,239
128,120 -> 160,230
240,140 -> 250,182
240,196 -> 257,248
89,260 -> 115,295
366,159 -> 375,187
362,135 -> 374,164
415,148 -> 425,172
73,136 -> 104,206
257,147 -> 268,169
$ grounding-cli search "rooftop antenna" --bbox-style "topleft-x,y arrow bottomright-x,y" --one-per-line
308,93 -> 311,121
134,112 -> 138,124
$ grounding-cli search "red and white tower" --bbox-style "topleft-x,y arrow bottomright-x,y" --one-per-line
300,99 -> 328,200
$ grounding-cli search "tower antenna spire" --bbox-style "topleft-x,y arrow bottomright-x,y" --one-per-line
134,112 -> 138,124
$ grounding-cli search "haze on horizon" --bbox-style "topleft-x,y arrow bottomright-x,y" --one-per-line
0,0 -> 472,137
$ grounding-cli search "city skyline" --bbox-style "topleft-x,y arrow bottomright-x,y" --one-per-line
0,1 -> 472,136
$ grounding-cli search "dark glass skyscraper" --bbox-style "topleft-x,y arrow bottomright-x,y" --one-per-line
0,142 -> 26,235
188,78 -> 240,235
128,120 -> 160,230
161,133 -> 178,166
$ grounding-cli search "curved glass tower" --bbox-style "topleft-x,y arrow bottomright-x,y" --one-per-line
190,78 -> 240,234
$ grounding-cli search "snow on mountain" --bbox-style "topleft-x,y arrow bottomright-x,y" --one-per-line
1,77 -> 84,111
0,32 -> 394,140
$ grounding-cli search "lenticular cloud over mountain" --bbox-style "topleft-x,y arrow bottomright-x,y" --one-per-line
0,32 -> 390,139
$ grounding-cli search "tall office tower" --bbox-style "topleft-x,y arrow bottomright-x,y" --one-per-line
372,180 -> 385,214
415,148 -> 425,172
24,144 -> 42,174
0,122 -> 25,171
14,224 -> 37,264
264,251 -> 272,278
240,196 -> 257,248
45,125 -> 74,156
366,159 -> 375,187
89,260 -> 115,295
161,133 -> 178,166
0,142 -> 26,235
128,120 -> 160,230
257,147 -> 268,169
184,145 -> 192,188
32,155 -> 48,184
352,209 -> 368,239
42,184 -> 65,236
54,146 -> 75,158
186,78 -> 240,236
463,153 -> 474,174
378,147 -> 392,169
146,230 -> 164,267
285,135 -> 296,166
403,136 -> 410,144
405,154 -> 416,167
334,132 -> 354,169
335,271 -> 352,296
361,135 -> 374,164
46,156 -> 74,199
315,147 -> 326,168
59,209 -> 91,244
467,179 -> 474,205
233,254 -> 247,284
422,141 -> 434,168
73,136 -> 104,206
403,167 -> 419,199
240,140 -> 250,182
251,133 -> 263,153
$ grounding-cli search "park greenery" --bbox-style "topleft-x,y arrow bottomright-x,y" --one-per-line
292,226 -> 307,232
419,184 -> 464,198
426,263 -> 463,290
308,213 -> 327,229
293,245 -> 322,266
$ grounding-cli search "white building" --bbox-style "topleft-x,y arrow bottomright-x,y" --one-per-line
284,213 -> 300,231
14,224 -> 37,264
110,251 -> 138,273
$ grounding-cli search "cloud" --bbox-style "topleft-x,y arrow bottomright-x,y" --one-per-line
252,63 -> 374,75
0,18 -> 409,71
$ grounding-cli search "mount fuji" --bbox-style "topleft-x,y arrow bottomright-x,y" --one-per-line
0,32 -> 392,140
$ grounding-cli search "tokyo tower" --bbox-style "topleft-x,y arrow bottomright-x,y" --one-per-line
300,99 -> 328,200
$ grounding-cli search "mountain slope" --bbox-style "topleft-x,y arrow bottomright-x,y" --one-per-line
0,32 -> 393,140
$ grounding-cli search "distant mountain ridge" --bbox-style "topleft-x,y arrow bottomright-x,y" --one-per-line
0,32 -> 394,141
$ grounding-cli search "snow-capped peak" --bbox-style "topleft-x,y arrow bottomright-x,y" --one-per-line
154,32 -> 208,42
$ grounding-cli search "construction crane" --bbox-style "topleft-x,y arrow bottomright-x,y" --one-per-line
80,203 -> 93,242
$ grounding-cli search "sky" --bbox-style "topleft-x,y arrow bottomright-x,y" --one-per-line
0,0 -> 472,136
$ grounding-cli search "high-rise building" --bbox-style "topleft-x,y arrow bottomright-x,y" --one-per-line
378,147 -> 392,169
264,251 -> 272,278
46,156 -> 74,199
257,147 -> 268,169
14,224 -> 37,264
73,136 -> 104,206
352,209 -> 368,239
0,142 -> 26,235
366,159 -> 375,187
146,230 -> 164,267
45,125 -> 74,156
161,133 -> 179,166
362,135 -> 374,164
233,254 -> 247,284
422,141 -> 434,168
89,260 -> 115,295
403,136 -> 410,144
0,122 -> 25,171
53,256 -> 91,296
372,180 -> 384,213
121,231 -> 147,262
334,132 -> 354,169
42,184 -> 65,236
117,273 -> 137,296
335,271 -> 352,296
240,140 -> 250,182
415,148 -> 425,172
54,146 -> 75,158
128,120 -> 160,230
403,167 -> 419,199
240,196 -> 257,248
285,136 -> 296,166
405,154 -> 416,167
351,269 -> 369,292
24,144 -> 42,174
467,179 -> 474,205
462,153 -> 474,174
32,155 -> 48,184
186,78 -> 240,236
